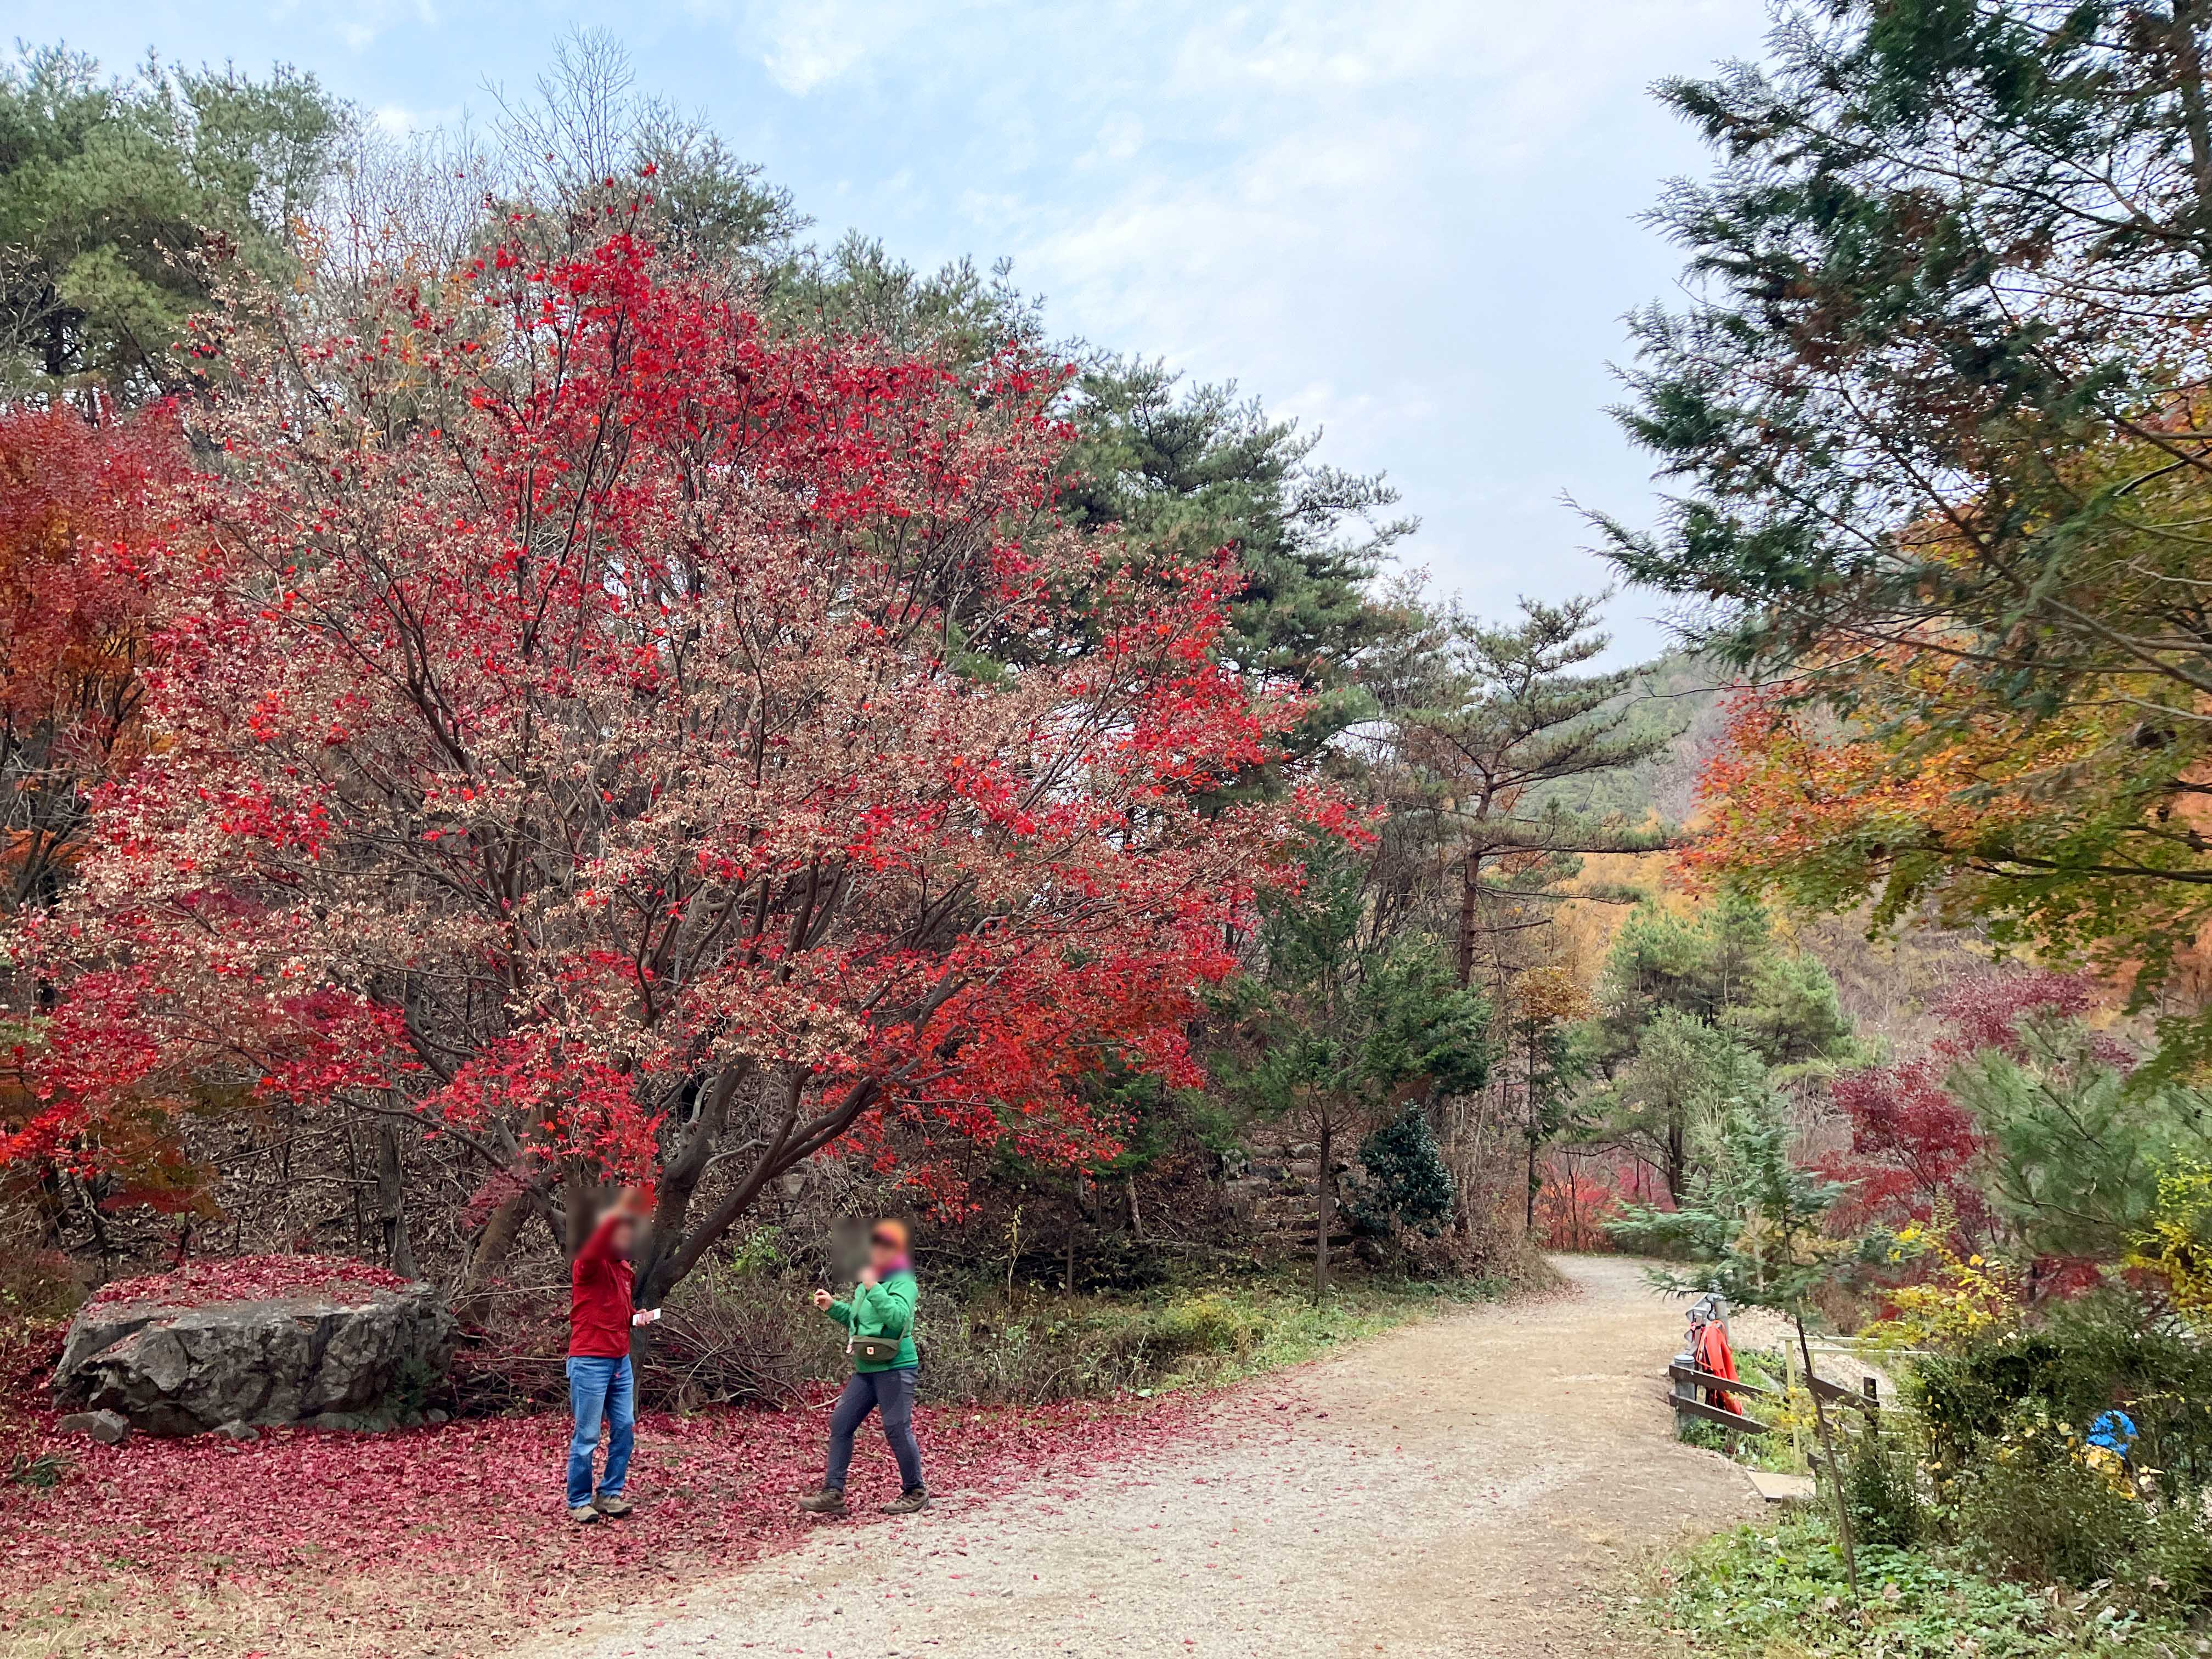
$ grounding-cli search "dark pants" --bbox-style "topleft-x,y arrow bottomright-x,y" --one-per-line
825,1366 -> 924,1493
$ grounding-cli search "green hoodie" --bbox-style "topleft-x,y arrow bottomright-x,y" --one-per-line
825,1268 -> 919,1372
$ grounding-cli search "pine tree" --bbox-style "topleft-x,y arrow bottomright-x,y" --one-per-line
0,46 -> 346,399
1391,596 -> 1675,987
1612,1101 -> 1872,1600
1061,357 -> 1419,765
1598,2 -> 2212,1035
1216,834 -> 1488,1299
1583,895 -> 1857,1198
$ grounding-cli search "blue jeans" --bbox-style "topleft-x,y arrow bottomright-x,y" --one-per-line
825,1367 -> 924,1493
565,1355 -> 635,1509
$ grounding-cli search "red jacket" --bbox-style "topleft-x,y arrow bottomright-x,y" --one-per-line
1692,1319 -> 1741,1415
569,1212 -> 635,1359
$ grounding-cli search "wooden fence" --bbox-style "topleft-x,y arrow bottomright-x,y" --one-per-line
1667,1353 -> 1880,1439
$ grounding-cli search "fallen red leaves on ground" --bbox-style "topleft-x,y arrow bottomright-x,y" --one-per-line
85,1255 -> 417,1311
0,1380 -> 1205,1652
4,1255 -> 1221,1652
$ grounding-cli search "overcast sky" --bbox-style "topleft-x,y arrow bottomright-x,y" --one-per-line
15,0 -> 1774,661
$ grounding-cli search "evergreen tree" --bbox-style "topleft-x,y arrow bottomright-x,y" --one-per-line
1592,1008 -> 1768,1203
1591,895 -> 1853,1070
1583,895 -> 1857,1197
759,272 -> 1419,775
1611,1100 -> 1873,1600
1952,1012 -> 2212,1267
0,46 -> 346,399
1349,1108 -> 1457,1238
1217,834 -> 1488,1299
765,234 -> 1036,366
1062,358 -> 1417,736
1599,1 -> 2212,1035
1392,596 -> 1676,986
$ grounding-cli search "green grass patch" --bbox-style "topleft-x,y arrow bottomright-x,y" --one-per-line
915,1271 -> 1510,1403
1644,1514 -> 2194,1658
1197,1274 -> 1508,1382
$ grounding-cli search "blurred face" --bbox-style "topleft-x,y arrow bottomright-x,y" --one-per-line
868,1223 -> 906,1272
610,1214 -> 639,1260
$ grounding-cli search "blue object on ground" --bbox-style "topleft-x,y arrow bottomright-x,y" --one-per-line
2087,1409 -> 2137,1455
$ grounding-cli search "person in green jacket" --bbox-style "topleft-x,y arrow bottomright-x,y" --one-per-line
799,1218 -> 928,1516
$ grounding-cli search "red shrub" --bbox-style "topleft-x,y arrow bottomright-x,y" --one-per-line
1536,1150 -> 1668,1251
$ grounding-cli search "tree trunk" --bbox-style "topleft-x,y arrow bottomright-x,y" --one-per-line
1455,849 -> 1483,985
1313,1114 -> 1334,1304
1525,1130 -> 1540,1233
642,1065 -> 746,1281
561,1159 -> 595,1261
1523,1026 -> 1543,1231
375,1119 -> 418,1280
454,1192 -> 531,1323
633,1074 -> 883,1308
342,1125 -> 365,1252
1065,1192 -> 1081,1294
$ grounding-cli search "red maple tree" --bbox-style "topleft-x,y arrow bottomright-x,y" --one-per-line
16,229 -> 1304,1304
1823,1058 -> 1991,1246
0,404 -> 191,912
0,406 -> 222,1219
1818,972 -> 2109,1251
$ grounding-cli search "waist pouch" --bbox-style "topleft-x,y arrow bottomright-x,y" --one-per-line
850,1335 -> 905,1365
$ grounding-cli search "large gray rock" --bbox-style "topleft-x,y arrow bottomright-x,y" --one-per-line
53,1280 -> 453,1436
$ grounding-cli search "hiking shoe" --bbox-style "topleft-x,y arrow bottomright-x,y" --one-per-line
795,1487 -> 847,1515
592,1493 -> 634,1519
878,1488 -> 930,1516
568,1504 -> 602,1525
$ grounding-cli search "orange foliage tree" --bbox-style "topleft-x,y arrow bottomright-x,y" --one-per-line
1687,642 -> 2211,1004
0,404 -> 190,914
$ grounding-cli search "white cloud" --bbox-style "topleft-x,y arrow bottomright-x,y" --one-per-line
885,0 -> 1765,648
740,0 -> 937,94
304,0 -> 442,54
371,101 -> 459,136
1081,112 -> 1144,167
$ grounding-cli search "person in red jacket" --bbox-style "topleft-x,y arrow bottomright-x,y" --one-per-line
566,1186 -> 656,1524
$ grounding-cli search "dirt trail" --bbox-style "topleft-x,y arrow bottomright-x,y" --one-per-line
518,1256 -> 1760,1659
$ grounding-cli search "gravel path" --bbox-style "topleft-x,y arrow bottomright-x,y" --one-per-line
518,1256 -> 1759,1659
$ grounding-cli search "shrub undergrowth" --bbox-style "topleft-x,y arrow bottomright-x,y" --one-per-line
658,1265 -> 1509,1408
1647,1514 -> 2197,1658
459,1253 -> 1509,1414
1653,1290 -> 2212,1655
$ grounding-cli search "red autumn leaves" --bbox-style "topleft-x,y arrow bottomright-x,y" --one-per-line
0,1385 -> 1203,1640
5,231 -> 1321,1276
85,1255 -> 416,1312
